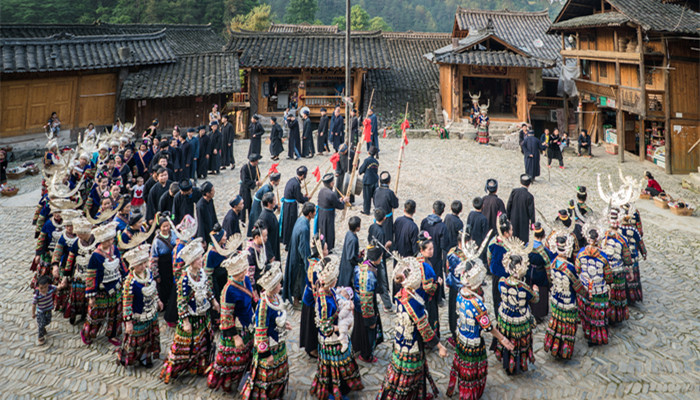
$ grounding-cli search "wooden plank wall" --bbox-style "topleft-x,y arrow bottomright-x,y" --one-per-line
125,94 -> 225,134
668,39 -> 700,173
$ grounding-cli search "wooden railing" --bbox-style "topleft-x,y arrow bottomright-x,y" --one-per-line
230,92 -> 249,103
302,95 -> 346,107
533,96 -> 564,109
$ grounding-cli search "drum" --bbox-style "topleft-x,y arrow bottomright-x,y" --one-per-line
343,173 -> 363,196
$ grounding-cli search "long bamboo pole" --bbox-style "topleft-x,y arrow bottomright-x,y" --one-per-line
308,163 -> 334,200
394,102 -> 409,194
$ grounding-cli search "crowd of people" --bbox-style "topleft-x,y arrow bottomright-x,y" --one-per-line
29,107 -> 649,400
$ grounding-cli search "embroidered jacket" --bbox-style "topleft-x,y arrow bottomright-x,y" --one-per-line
549,257 -> 586,310
85,245 -> 122,297
66,238 -> 96,280
220,276 -> 255,336
177,268 -> 213,318
602,231 -> 633,269
253,293 -> 287,358
497,277 -> 538,323
445,247 -> 466,290
620,223 -> 646,262
393,288 -> 438,354
455,291 -> 493,347
414,255 -> 437,302
314,287 -> 339,343
52,232 -> 78,268
36,218 -> 62,256
122,269 -> 159,322
575,246 -> 613,296
302,257 -> 320,307
354,260 -> 378,319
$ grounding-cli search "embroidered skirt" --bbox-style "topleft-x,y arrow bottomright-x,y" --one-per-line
311,342 -> 363,399
578,292 -> 609,345
118,317 -> 161,366
159,314 -> 214,383
494,313 -> 535,375
207,330 -> 253,392
81,289 -> 121,342
67,278 -> 87,322
54,282 -> 70,314
477,126 -> 489,145
241,342 -> 289,400
626,261 -> 643,304
447,338 -> 488,400
608,267 -> 629,323
30,255 -> 52,288
377,349 -> 438,400
544,301 -> 578,359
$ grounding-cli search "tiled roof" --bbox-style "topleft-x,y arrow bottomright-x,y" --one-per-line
549,11 -> 630,31
431,50 -> 555,69
120,52 -> 240,100
226,31 -> 390,69
268,23 -> 339,33
552,0 -> 700,35
1,31 -> 176,74
365,32 -> 451,123
0,23 -> 225,55
454,8 -> 560,61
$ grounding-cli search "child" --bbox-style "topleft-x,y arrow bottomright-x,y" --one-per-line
335,286 -> 355,353
131,176 -> 146,216
32,275 -> 57,345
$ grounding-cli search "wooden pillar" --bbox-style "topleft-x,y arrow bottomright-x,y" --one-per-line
638,26 -> 647,161
577,96 -> 583,138
662,37 -> 672,174
563,95 -> 569,134
615,54 -> 623,162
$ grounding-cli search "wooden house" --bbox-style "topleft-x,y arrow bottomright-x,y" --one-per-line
1,23 -> 237,138
549,0 -> 700,174
425,8 -> 562,125
226,30 -> 390,119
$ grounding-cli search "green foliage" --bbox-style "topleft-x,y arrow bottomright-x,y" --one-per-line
328,4 -> 392,31
350,4 -> 370,30
230,4 -> 272,31
368,16 -> 391,31
332,15 -> 346,31
284,0 -> 318,24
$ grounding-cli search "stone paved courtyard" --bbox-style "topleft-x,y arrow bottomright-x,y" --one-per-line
1,137 -> 699,400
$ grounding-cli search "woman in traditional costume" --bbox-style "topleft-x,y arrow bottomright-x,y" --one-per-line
351,245 -> 384,364
493,233 -> 539,375
65,217 -> 95,324
575,219 -> 613,345
149,214 -> 177,314
81,221 -> 122,346
205,224 -> 228,326
118,243 -> 162,367
160,238 -> 220,383
620,208 -> 646,304
476,103 -> 490,145
300,235 -> 327,358
526,222 -> 554,323
310,255 -> 364,400
208,250 -> 255,392
377,256 -> 447,400
164,215 -> 198,327
602,208 -> 632,324
51,210 -> 81,315
543,235 -> 585,360
416,233 -> 440,338
447,246 -> 513,400
241,262 -> 291,399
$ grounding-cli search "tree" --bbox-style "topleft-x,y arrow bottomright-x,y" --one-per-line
368,16 -> 391,31
230,4 -> 272,32
349,4 -> 369,30
285,0 -> 318,24
332,15 -> 346,31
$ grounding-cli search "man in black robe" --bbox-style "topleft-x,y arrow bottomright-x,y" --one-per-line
258,192 -> 280,262
197,126 -> 210,179
350,108 -> 360,147
169,136 -> 182,182
317,108 -> 330,155
287,113 -> 301,160
330,106 -> 345,151
373,171 -> 399,244
222,195 -> 243,238
269,117 -> 284,160
172,179 -> 201,224
248,114 -> 264,157
315,173 -> 347,251
158,182 -> 179,215
334,143 -> 356,204
393,199 -> 419,257
338,216 -> 362,288
420,200 -> 450,302
280,166 -> 309,249
506,174 -> 536,243
208,121 -> 222,175
368,208 -> 393,311
466,196 -> 490,265
283,202 -> 314,307
180,130 -> 193,181
482,178 -> 506,237
221,114 -> 235,169
196,181 -> 218,244
239,153 -> 261,224
300,110 -> 314,158
248,173 -> 280,237
522,129 -> 545,181
443,200 -> 464,250
146,167 -> 172,224
358,146 -> 379,215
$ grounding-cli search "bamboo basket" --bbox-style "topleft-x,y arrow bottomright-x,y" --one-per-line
669,206 -> 694,216
6,168 -> 26,180
653,197 -> 669,209
639,193 -> 651,200
1,187 -> 19,197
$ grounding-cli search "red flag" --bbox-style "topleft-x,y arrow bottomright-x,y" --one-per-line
312,166 -> 321,182
362,118 -> 372,143
329,152 -> 340,170
382,128 -> 387,139
400,119 -> 410,134
404,135 -> 409,146
268,163 -> 279,174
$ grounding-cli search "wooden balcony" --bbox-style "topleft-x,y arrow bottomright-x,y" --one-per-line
561,49 -> 642,64
301,95 -> 358,116
226,92 -> 250,109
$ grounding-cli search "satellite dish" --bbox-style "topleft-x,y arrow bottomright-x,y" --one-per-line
533,38 -> 544,48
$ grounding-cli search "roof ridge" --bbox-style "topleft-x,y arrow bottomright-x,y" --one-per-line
230,30 -> 384,38
1,29 -> 169,44
456,7 -> 550,16
1,22 -> 213,29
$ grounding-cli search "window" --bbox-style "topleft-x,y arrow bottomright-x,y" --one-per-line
599,62 -> 607,78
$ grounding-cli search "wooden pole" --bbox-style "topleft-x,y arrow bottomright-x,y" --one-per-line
344,0 -> 351,147
394,102 -> 409,194
308,163 -> 334,199
662,37 -> 671,174
638,25 -> 647,162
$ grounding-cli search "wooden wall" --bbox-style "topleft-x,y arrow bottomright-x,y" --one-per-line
439,64 -> 454,120
667,39 -> 700,173
125,94 -> 226,134
0,73 -> 116,137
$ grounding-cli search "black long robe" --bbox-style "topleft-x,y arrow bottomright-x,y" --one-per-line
248,183 -> 274,236
239,162 -> 260,224
317,114 -> 330,153
258,207 -> 280,262
482,193 -> 506,234
172,187 -> 201,225
301,117 -> 314,157
269,123 -> 284,157
330,114 -> 345,151
393,215 -> 419,257
222,209 -> 241,238
209,128 -> 222,173
248,121 -> 264,157
283,216 -> 310,303
158,191 -> 175,215
287,119 -> 301,159
420,214 -> 450,299
506,187 -> 535,243
147,180 -> 171,222
338,230 -> 360,288
350,116 -> 359,147
280,177 -> 308,247
373,184 -> 399,243
316,186 -> 344,250
197,133 -> 210,178
180,139 -> 193,181
466,210 -> 490,264
196,197 -> 218,244
221,121 -> 235,167
443,213 -> 464,250
522,134 -> 545,178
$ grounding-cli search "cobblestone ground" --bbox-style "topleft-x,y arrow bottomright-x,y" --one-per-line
1,138 -> 699,400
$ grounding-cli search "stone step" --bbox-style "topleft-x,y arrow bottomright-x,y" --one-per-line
681,173 -> 700,194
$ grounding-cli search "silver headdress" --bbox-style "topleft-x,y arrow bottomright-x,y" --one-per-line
122,243 -> 151,267
502,234 -> 534,279
258,261 -> 283,292
222,250 -> 250,277
168,214 -> 198,242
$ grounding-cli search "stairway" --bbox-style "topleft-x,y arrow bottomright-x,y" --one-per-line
447,120 -> 520,147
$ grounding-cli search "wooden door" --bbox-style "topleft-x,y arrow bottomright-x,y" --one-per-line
78,74 -> 117,127
670,121 -> 699,174
0,82 -> 28,134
